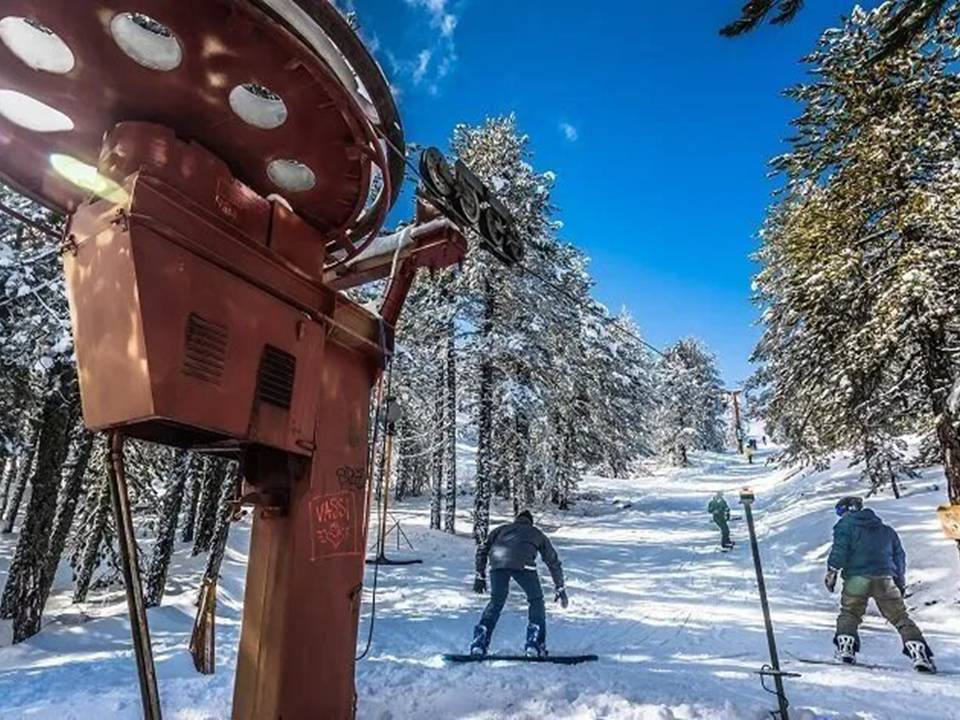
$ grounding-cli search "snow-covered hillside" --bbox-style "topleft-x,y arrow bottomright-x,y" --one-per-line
1,448 -> 959,719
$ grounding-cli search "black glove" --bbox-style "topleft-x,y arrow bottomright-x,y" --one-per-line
896,580 -> 906,597
473,574 -> 486,594
554,587 -> 569,609
824,569 -> 838,594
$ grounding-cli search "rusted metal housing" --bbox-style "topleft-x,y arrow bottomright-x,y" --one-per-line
58,123 -> 461,718
1,2 -> 465,717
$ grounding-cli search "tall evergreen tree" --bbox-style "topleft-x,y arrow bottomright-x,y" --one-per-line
37,428 -> 95,617
656,339 -> 726,466
752,5 -> 960,555
2,362 -> 78,640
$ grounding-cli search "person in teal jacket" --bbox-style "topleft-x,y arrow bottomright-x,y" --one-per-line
707,492 -> 733,550
825,496 -> 935,672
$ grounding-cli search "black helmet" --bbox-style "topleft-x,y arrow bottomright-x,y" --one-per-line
835,496 -> 864,517
516,509 -> 534,523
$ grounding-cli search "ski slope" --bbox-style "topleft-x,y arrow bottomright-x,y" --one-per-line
1,447 -> 959,719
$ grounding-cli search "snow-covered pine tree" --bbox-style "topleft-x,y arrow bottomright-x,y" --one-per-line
388,115 -> 662,528
37,427 -> 95,616
753,6 -> 960,534
446,115 -> 557,547
3,361 -> 79,641
656,339 -> 726,466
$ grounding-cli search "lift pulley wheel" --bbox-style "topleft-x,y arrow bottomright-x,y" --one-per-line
454,180 -> 481,226
0,0 -> 404,266
417,147 -> 524,267
420,147 -> 457,199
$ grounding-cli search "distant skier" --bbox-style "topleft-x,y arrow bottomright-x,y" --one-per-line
708,491 -> 734,550
825,496 -> 935,672
470,510 -> 567,658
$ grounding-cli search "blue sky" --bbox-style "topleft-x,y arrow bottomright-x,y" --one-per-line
344,0 -> 868,384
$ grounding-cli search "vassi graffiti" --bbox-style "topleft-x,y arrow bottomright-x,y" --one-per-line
309,491 -> 361,560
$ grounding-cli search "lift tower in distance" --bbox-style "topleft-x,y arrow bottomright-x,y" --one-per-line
0,3 -> 521,718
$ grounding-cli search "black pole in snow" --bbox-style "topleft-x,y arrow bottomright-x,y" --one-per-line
740,488 -> 792,720
108,432 -> 163,720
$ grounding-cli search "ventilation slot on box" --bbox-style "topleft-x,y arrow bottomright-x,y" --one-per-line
182,313 -> 228,384
257,345 -> 296,410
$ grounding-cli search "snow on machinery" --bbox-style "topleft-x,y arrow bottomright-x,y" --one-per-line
0,2 -> 520,718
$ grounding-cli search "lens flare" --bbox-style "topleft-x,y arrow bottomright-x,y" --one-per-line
50,154 -> 128,204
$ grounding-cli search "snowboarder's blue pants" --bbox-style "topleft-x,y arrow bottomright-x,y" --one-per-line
479,569 -> 546,644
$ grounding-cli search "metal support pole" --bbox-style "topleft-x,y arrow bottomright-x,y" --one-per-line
107,431 -> 163,720
740,489 -> 790,720
376,432 -> 394,559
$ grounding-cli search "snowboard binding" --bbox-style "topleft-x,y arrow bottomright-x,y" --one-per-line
905,641 -> 937,674
524,623 -> 547,658
470,625 -> 489,657
834,634 -> 857,665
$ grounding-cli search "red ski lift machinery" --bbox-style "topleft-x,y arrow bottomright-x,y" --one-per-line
0,2 -> 519,718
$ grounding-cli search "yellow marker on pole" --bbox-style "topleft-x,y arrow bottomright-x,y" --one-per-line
936,505 -> 960,540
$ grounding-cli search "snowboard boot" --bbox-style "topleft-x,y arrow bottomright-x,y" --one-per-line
834,634 -> 857,665
470,625 -> 489,657
525,623 -> 546,658
905,641 -> 936,673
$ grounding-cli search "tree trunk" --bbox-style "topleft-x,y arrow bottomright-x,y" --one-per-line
4,365 -> 78,640
0,455 -> 17,520
557,421 -> 575,511
920,324 -> 960,562
515,409 -> 531,512
192,457 -> 225,555
491,417 -> 510,499
180,454 -> 203,543
429,362 -> 444,530
2,415 -> 42,534
73,465 -> 112,604
37,430 -> 95,616
473,277 -> 496,559
443,318 -> 458,534
145,450 -> 191,607
201,463 -> 241,585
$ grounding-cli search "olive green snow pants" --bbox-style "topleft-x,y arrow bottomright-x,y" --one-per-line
836,576 -> 925,648
712,515 -> 730,546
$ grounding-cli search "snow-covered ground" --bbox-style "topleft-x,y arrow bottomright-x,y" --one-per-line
2,447 -> 959,719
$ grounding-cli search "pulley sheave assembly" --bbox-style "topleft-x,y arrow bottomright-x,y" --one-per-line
0,0 -> 405,265
419,147 -> 525,266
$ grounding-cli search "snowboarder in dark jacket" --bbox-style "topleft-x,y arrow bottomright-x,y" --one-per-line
470,510 -> 567,657
708,492 -> 734,549
825,496 -> 935,672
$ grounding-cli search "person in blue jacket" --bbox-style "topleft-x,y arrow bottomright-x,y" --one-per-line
824,496 -> 935,672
